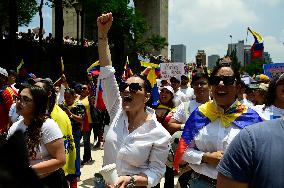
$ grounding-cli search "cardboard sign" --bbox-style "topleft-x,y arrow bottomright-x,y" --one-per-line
263,63 -> 284,78
160,63 -> 184,80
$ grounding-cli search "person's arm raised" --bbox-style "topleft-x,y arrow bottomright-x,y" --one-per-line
97,12 -> 113,67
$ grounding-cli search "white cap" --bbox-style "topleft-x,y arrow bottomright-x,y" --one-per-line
159,85 -> 174,94
0,67 -> 8,77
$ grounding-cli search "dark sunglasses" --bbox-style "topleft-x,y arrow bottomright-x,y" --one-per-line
209,76 -> 236,86
119,82 -> 143,93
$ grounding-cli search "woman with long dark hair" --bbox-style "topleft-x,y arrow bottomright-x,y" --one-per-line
7,84 -> 67,187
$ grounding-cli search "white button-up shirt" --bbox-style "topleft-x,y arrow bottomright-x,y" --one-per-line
99,66 -> 171,187
182,101 -> 245,179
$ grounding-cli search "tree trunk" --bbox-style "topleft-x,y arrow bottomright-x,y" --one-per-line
54,0 -> 63,47
39,0 -> 44,45
8,0 -> 17,67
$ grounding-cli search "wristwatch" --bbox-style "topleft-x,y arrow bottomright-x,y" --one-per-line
126,176 -> 135,188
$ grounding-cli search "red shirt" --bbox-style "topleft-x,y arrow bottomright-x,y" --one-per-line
0,86 -> 17,133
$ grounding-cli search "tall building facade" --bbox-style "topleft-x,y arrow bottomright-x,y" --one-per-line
170,44 -> 186,63
196,50 -> 206,67
263,52 -> 272,64
53,0 -> 168,56
228,40 -> 245,66
208,55 -> 220,69
134,0 -> 168,57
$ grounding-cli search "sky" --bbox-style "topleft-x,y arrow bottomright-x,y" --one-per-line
20,0 -> 284,63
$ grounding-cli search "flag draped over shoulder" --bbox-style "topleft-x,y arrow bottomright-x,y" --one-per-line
173,101 -> 262,170
248,28 -> 264,59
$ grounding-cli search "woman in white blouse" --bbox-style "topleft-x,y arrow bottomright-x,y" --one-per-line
174,63 -> 262,188
97,13 -> 171,188
7,84 -> 67,187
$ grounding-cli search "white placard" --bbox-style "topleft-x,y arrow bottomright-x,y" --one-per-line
160,63 -> 185,80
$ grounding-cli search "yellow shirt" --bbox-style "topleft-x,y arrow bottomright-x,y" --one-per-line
51,104 -> 76,175
80,96 -> 93,123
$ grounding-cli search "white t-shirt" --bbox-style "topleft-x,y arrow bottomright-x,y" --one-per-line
180,87 -> 195,101
9,103 -> 23,123
7,118 -> 63,166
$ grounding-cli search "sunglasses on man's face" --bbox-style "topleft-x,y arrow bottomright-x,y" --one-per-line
209,76 -> 236,86
119,82 -> 143,93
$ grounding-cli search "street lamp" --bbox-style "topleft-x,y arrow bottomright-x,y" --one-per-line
72,0 -> 82,46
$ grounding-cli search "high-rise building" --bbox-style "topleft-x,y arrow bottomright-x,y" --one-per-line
134,0 -> 168,57
227,40 -> 245,66
196,50 -> 206,67
208,55 -> 220,69
170,44 -> 186,63
244,44 -> 251,67
263,52 -> 272,64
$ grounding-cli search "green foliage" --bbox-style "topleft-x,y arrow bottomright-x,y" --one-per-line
0,0 -> 38,30
244,58 -> 265,76
17,0 -> 38,26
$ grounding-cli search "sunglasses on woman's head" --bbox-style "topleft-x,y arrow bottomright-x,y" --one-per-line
119,82 -> 143,93
209,76 -> 236,86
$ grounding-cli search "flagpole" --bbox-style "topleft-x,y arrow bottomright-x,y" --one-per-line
230,35 -> 232,54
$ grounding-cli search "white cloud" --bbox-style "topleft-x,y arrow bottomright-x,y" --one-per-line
264,35 -> 284,63
43,13 -> 52,20
259,0 -> 282,6
169,0 -> 259,33
202,44 -> 227,57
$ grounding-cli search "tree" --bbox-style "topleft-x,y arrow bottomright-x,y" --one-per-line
245,58 -> 265,76
230,48 -> 241,71
84,0 -> 168,73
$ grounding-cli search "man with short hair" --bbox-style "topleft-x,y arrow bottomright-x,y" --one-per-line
0,67 -> 17,137
217,118 -> 284,188
180,75 -> 194,101
170,77 -> 187,106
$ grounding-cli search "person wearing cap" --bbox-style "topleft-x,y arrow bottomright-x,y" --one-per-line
180,75 -> 194,101
170,77 -> 187,107
0,67 -> 17,139
167,72 -> 210,187
252,74 -> 284,120
249,82 -> 268,106
153,85 -> 176,188
238,80 -> 253,108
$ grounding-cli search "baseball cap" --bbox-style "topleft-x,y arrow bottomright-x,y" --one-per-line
0,67 -> 8,77
159,85 -> 174,94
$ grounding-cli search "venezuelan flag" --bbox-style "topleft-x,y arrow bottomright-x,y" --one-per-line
87,60 -> 100,76
122,56 -> 133,80
248,28 -> 264,59
173,101 -> 262,171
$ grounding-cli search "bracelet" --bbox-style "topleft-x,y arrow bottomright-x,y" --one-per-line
126,176 -> 135,188
69,114 -> 74,119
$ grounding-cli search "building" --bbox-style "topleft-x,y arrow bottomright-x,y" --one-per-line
134,0 -> 168,57
244,44 -> 251,67
53,0 -> 169,57
227,40 -> 245,66
170,44 -> 186,63
263,52 -> 272,64
196,50 -> 206,67
208,55 -> 220,69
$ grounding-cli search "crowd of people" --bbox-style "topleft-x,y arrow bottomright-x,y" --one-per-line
0,12 -> 283,188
